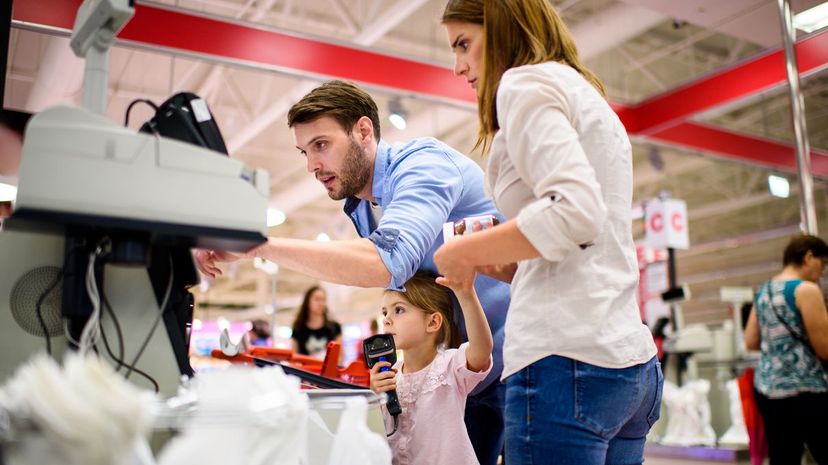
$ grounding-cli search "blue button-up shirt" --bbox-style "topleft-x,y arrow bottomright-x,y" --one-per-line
344,138 -> 509,392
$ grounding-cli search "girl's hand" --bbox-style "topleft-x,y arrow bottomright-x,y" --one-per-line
369,361 -> 397,394
436,273 -> 476,295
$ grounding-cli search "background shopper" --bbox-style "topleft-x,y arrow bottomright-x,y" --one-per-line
745,234 -> 828,465
292,285 -> 342,359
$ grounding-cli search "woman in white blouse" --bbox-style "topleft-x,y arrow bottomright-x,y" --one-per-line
434,1 -> 663,463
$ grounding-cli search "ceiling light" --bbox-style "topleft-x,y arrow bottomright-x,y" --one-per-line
768,175 -> 790,198
267,207 -> 286,227
316,232 -> 331,242
794,2 -> 828,32
388,97 -> 407,130
0,182 -> 17,202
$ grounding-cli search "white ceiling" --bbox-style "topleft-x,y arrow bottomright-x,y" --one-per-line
5,0 -> 828,328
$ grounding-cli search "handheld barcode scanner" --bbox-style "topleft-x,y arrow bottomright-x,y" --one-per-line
363,334 -> 402,435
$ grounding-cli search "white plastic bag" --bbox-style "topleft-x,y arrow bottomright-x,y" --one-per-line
326,397 -> 391,465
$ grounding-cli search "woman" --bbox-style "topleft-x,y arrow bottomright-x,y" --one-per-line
745,234 -> 828,464
291,286 -> 342,360
434,1 -> 663,463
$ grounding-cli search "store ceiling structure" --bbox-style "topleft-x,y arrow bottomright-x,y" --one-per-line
6,0 -> 828,328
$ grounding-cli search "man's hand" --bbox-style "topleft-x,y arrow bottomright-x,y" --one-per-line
194,249 -> 246,278
369,361 -> 397,394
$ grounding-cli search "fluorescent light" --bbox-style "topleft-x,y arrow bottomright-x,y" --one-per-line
388,113 -> 407,130
0,182 -> 17,202
768,175 -> 790,198
316,232 -> 331,242
388,97 -> 408,130
267,207 -> 286,227
794,2 -> 828,33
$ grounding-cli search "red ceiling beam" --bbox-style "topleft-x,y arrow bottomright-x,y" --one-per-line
11,0 -> 476,105
629,29 -> 828,135
650,121 -> 828,176
11,0 -> 828,178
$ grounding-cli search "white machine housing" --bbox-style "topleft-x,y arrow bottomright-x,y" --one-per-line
13,105 -> 269,250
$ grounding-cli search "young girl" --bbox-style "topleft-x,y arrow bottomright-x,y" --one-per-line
370,272 -> 493,465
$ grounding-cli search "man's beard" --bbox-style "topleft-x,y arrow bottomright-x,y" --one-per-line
327,137 -> 372,200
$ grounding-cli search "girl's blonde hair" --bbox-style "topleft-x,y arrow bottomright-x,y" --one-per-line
442,0 -> 606,153
386,272 -> 462,349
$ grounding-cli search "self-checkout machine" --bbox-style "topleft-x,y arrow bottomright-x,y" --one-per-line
643,197 -> 718,450
714,286 -> 756,449
0,0 -> 269,394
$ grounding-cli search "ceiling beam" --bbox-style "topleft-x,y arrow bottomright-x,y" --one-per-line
627,28 -> 828,134
226,0 -> 432,152
13,0 -> 828,177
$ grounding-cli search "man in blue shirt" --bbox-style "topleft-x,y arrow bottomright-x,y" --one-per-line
196,81 -> 509,465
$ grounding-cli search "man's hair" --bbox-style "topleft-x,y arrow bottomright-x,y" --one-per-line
287,80 -> 381,140
386,272 -> 462,349
783,234 -> 828,266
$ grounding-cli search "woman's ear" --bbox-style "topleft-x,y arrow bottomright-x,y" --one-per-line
805,250 -> 816,266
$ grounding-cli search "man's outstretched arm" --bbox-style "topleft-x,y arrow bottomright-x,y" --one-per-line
196,237 -> 391,288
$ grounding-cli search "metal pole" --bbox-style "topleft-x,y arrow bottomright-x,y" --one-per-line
1,0 -> 11,109
777,0 -> 818,235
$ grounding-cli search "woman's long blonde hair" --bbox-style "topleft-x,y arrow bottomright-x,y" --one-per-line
442,0 -> 605,153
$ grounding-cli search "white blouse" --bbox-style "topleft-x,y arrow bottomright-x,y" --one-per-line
489,62 -> 656,379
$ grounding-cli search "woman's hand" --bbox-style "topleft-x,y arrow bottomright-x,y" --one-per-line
369,361 -> 397,394
476,263 -> 518,284
434,239 -> 476,284
193,249 -> 246,278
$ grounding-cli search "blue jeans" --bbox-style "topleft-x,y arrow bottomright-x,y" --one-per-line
466,379 -> 506,465
505,355 -> 663,465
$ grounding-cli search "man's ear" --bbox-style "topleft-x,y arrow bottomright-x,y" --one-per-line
425,312 -> 443,335
354,116 -> 375,144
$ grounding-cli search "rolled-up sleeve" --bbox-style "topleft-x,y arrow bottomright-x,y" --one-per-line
372,150 -> 464,290
497,66 -> 607,262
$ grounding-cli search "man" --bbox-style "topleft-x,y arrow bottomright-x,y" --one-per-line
196,81 -> 509,465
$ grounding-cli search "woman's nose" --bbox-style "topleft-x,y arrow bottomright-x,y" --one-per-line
453,58 -> 466,77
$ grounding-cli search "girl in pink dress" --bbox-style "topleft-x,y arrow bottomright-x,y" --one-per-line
370,272 -> 493,465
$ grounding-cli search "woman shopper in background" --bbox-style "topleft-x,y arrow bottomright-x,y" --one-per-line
745,234 -> 828,464
435,1 -> 663,463
291,285 -> 342,360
